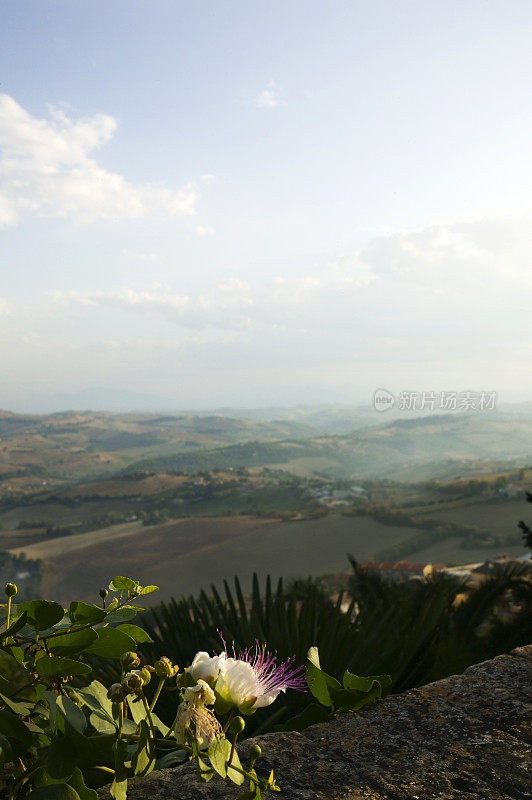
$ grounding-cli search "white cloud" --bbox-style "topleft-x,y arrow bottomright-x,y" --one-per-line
44,214 -> 531,337
352,214 -> 532,289
49,213 -> 532,340
52,278 -> 256,331
0,94 -> 211,228
253,81 -> 280,109
121,249 -> 158,262
195,225 -> 215,237
5,213 -> 532,405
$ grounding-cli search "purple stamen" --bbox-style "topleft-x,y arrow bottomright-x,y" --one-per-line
217,633 -> 306,695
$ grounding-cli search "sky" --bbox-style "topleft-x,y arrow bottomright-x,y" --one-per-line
1,0 -> 531,412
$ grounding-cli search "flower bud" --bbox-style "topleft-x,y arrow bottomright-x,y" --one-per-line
120,651 -> 140,669
99,588 -> 108,599
123,671 -> 143,692
229,715 -> 245,735
154,656 -> 176,678
249,744 -> 262,762
107,683 -> 128,703
140,667 -> 151,686
4,583 -> 17,597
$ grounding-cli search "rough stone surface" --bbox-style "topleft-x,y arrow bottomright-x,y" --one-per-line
102,646 -> 532,799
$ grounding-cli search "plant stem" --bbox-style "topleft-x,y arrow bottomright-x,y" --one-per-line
141,693 -> 157,740
226,733 -> 237,770
229,763 -> 261,787
117,702 -> 124,740
6,595 -> 12,630
222,707 -> 235,734
149,677 -> 165,712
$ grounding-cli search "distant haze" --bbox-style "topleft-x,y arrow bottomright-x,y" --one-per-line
1,2 -> 531,410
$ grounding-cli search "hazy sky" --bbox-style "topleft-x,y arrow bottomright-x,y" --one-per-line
1,1 -> 531,411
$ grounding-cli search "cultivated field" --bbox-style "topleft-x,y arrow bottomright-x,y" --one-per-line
7,508 -> 528,605
412,497 -> 525,537
8,514 -> 420,604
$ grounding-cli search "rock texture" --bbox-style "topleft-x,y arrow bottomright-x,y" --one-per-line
105,646 -> 532,799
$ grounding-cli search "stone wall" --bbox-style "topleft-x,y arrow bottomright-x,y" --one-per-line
104,645 -> 531,799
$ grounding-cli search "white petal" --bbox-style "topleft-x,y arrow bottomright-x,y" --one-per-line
189,651 -> 226,684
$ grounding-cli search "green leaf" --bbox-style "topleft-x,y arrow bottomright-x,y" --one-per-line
68,767 -> 98,800
0,691 -> 34,716
109,777 -> 127,800
208,736 -> 228,777
368,673 -> 392,690
28,786 -> 81,800
105,606 -> 141,624
341,672 -> 374,691
0,610 -> 28,641
75,681 -> 113,717
36,657 -> 92,679
0,709 -> 33,748
81,685 -> 119,733
110,738 -> 129,800
341,672 -> 391,692
197,754 -> 214,783
207,737 -> 244,785
115,623 -> 153,643
85,627 -> 136,658
75,733 -> 115,770
18,601 -> 65,631
276,702 -> 331,731
126,695 -> 145,726
329,680 -> 382,712
0,650 -> 32,697
89,710 -> 116,734
151,712 -> 170,737
126,696 -> 168,736
139,585 -> 158,596
33,766 -> 97,800
306,647 -> 341,707
49,629 -> 98,657
131,719 -> 155,776
109,576 -> 138,592
44,692 -> 59,733
154,748 -> 187,770
56,696 -> 87,735
69,602 -> 106,626
46,733 -> 78,779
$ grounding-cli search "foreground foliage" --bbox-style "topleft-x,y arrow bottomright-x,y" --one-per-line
137,558 -> 531,734
0,576 -> 386,799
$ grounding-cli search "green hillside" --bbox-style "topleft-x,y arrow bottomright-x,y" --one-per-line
124,414 -> 532,481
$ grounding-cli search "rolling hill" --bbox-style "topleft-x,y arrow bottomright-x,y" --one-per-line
123,413 -> 532,481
